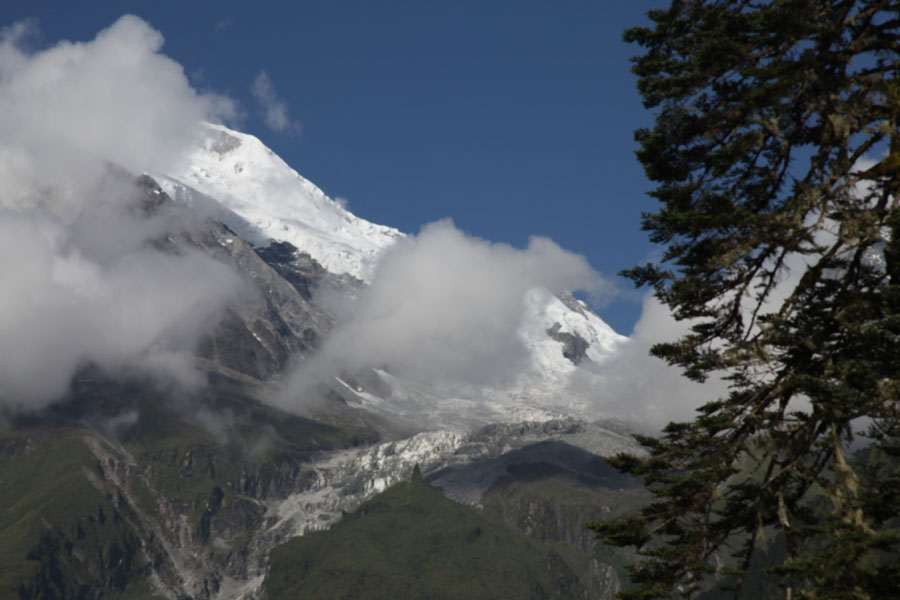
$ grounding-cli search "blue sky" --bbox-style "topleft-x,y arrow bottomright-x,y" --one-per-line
1,1 -> 658,334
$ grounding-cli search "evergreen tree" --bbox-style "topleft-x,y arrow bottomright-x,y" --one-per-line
589,2 -> 900,598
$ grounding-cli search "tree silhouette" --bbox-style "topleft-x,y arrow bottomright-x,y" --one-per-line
590,2 -> 900,598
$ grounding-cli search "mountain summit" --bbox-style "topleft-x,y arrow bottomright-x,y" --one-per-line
156,123 -> 403,283
152,122 -> 627,427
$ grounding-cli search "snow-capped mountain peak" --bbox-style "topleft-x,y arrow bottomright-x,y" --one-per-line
153,122 -> 626,426
157,122 -> 403,282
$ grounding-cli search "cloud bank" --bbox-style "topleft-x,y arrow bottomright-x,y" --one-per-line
568,293 -> 727,431
277,220 -> 609,405
0,16 -> 243,410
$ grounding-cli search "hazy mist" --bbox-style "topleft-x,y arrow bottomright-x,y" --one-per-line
0,15 -> 242,409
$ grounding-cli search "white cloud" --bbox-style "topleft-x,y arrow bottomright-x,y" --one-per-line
0,15 -> 235,205
0,209 -> 243,407
275,219 -> 611,408
0,15 -> 244,409
585,204 -> 852,431
574,293 -> 728,431
251,70 -> 299,133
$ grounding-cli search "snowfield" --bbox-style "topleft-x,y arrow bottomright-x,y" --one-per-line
157,123 -> 403,283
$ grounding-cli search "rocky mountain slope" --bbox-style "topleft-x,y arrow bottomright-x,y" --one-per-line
0,124 -> 646,599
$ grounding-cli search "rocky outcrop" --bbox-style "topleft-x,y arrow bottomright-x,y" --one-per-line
255,240 -> 363,304
136,176 -> 334,382
546,322 -> 590,365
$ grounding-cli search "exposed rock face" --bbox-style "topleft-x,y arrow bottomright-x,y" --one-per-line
546,322 -> 590,365
137,177 -> 334,381
9,421 -> 358,600
255,240 -> 363,303
255,241 -> 326,301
